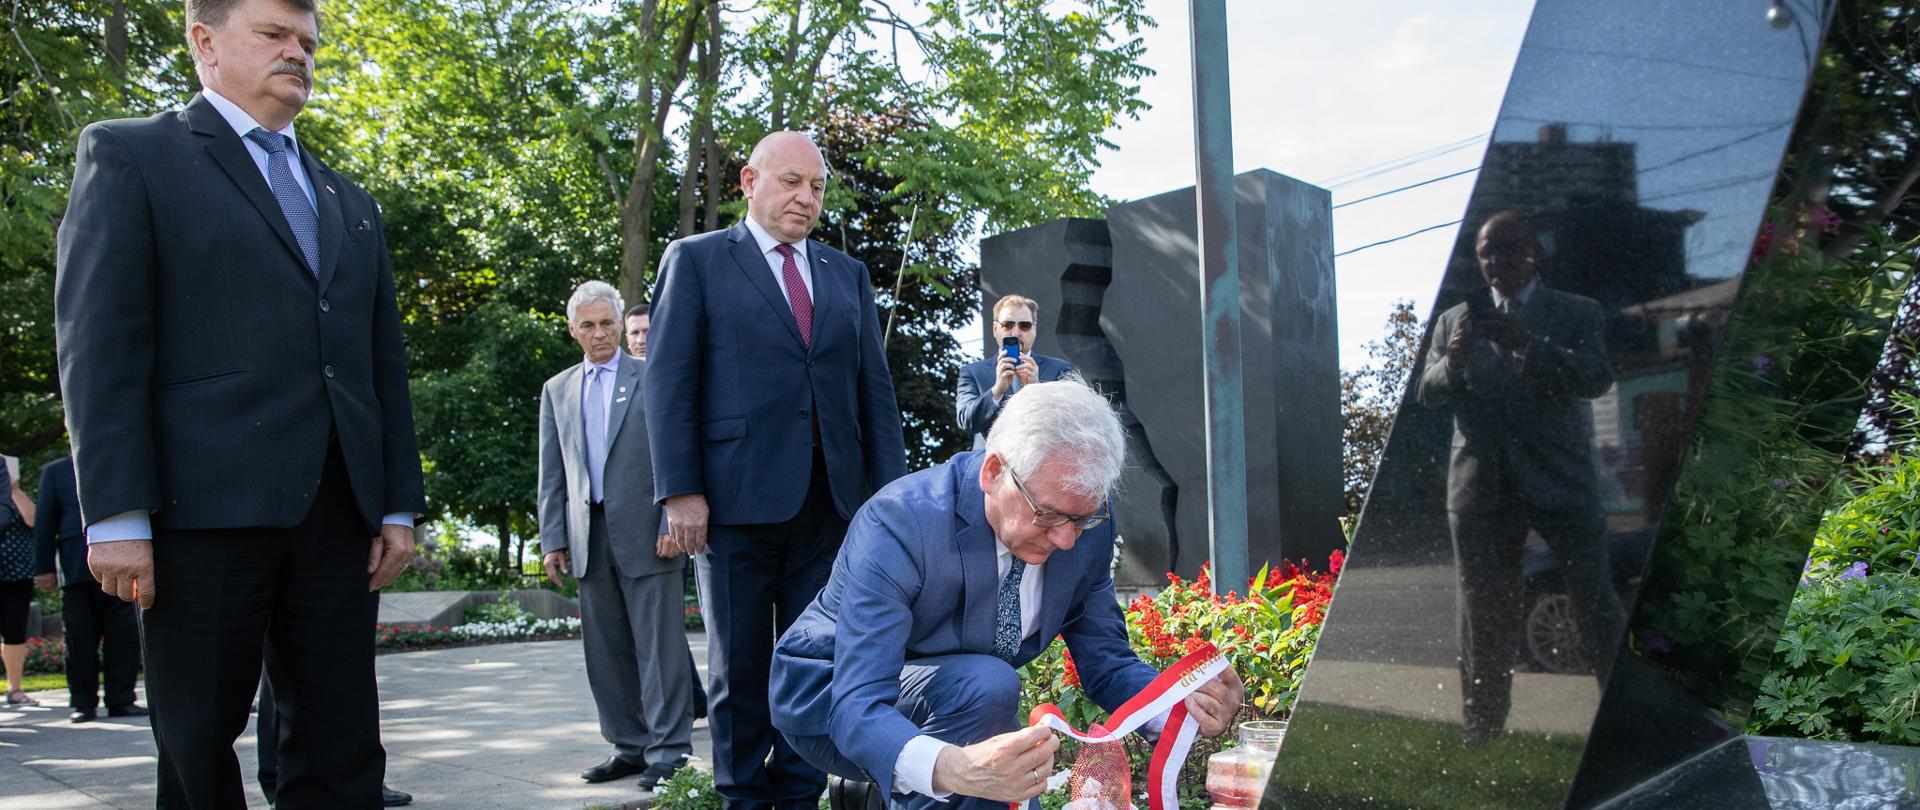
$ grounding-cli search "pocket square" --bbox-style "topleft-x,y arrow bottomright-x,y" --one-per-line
356,219 -> 370,230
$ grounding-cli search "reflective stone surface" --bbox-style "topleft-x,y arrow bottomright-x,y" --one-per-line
1267,0 -> 1846,807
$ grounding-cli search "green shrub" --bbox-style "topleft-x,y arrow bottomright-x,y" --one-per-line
1751,571 -> 1920,744
465,592 -> 533,625
652,765 -> 721,810
22,636 -> 64,675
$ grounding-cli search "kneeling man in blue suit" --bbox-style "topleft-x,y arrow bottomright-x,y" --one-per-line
771,378 -> 1244,809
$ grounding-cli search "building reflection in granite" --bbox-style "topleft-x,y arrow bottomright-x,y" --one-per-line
1266,0 -> 1836,807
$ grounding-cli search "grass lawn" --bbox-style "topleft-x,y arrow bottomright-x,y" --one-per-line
16,672 -> 73,694
1271,704 -> 1588,808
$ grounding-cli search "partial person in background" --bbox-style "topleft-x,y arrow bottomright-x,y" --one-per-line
1,455 -> 37,706
622,299 -> 711,721
541,281 -> 695,790
955,295 -> 1074,450
625,303 -> 651,360
32,454 -> 145,722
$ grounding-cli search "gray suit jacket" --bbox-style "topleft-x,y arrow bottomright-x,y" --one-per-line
538,353 -> 678,579
1416,285 -> 1613,514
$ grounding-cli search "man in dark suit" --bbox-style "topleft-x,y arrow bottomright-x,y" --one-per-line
955,294 -> 1074,450
1416,210 -> 1622,743
53,0 -> 425,805
32,455 -> 144,724
647,130 -> 909,810
539,281 -> 694,789
770,379 -> 1242,809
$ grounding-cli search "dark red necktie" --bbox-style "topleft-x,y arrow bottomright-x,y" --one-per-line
774,243 -> 812,348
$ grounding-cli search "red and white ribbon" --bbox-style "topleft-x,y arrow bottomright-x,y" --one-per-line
1023,643 -> 1231,810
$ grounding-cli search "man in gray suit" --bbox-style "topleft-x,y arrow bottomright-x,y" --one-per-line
1416,210 -> 1623,743
539,280 -> 694,789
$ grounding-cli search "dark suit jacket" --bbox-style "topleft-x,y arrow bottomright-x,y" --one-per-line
1415,285 -> 1613,514
954,353 -> 1074,449
54,95 -> 425,534
538,353 -> 678,579
769,451 -> 1154,792
33,457 -> 91,586
646,222 -> 908,524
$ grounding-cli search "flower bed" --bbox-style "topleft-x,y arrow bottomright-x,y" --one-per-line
1019,553 -> 1342,809
22,636 -> 66,675
375,615 -> 583,652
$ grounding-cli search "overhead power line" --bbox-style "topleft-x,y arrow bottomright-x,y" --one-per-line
1335,219 -> 1464,258
1317,132 -> 1489,190
1332,166 -> 1480,210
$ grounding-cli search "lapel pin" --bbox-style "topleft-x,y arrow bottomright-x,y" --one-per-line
618,386 -> 627,393
616,397 -> 628,403
325,184 -> 336,195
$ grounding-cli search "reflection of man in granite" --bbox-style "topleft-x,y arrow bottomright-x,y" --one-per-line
1416,211 -> 1623,743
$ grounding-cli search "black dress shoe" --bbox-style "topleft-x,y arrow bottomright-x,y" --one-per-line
106,704 -> 149,718
69,709 -> 97,723
581,755 -> 646,783
381,785 -> 412,807
638,757 -> 688,790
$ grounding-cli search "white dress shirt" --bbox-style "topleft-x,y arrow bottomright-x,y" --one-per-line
891,542 -> 1046,800
88,86 -> 408,544
742,215 -> 815,308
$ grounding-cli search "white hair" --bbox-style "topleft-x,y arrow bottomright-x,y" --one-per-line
983,376 -> 1126,500
566,280 -> 624,323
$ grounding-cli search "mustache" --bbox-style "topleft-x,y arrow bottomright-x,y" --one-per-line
271,62 -> 310,83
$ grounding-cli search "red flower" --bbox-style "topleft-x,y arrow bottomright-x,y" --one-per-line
1062,649 -> 1081,688
1329,549 -> 1345,577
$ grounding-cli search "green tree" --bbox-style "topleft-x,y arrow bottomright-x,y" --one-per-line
1,0 -> 190,481
1340,300 -> 1422,516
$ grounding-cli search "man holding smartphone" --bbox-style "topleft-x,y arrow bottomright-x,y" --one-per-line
955,294 -> 1076,449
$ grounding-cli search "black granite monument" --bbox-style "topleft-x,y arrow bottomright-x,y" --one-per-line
1264,0 -> 1913,807
978,170 -> 1343,586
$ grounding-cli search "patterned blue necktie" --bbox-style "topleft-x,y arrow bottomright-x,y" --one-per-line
245,128 -> 319,279
994,557 -> 1027,662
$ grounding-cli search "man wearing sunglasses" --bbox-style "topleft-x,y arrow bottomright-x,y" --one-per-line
955,295 -> 1075,449
770,378 -> 1244,809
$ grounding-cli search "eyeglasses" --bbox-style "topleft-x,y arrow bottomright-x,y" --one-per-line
1007,469 -> 1110,531
998,320 -> 1034,332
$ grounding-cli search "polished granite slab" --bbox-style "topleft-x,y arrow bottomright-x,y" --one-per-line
1267,0 -> 1856,807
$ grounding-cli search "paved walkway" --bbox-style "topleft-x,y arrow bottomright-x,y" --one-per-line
0,635 -> 712,809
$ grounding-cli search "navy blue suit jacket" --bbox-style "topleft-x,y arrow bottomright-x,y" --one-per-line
954,354 -> 1074,449
33,457 -> 91,586
769,451 -> 1155,791
646,222 -> 908,524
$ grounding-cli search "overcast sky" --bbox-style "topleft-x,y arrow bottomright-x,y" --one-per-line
962,0 -> 1539,369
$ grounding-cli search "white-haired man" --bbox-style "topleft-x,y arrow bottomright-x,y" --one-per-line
538,280 -> 694,788
768,378 -> 1244,809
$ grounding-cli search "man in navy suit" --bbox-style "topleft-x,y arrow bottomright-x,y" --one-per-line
32,455 -> 144,723
647,130 -> 909,810
955,295 -> 1074,450
54,0 -> 424,804
769,379 -> 1242,809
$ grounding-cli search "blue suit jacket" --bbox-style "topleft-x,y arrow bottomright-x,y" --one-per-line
646,223 -> 909,524
33,457 -> 92,586
954,354 -> 1074,449
769,451 -> 1155,791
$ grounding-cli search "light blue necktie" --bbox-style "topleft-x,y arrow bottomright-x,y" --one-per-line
244,129 -> 319,279
584,367 -> 607,503
994,558 -> 1027,662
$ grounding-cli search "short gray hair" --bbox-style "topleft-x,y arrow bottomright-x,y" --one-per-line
984,376 -> 1126,499
566,280 -> 624,323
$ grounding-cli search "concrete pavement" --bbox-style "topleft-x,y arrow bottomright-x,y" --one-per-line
0,635 -> 712,809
